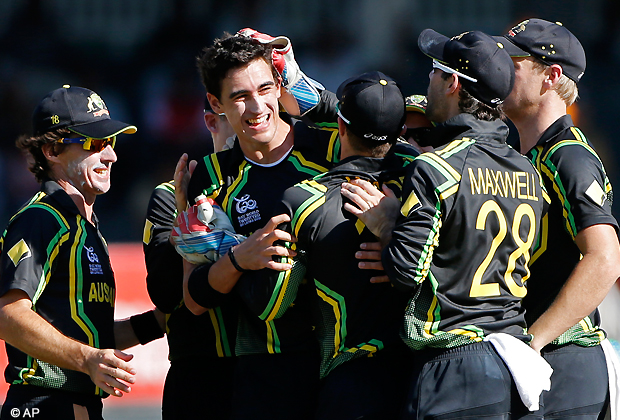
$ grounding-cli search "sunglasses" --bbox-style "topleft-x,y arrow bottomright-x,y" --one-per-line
432,59 -> 478,83
58,136 -> 116,152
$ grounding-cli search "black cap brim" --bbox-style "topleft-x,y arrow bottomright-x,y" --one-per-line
418,29 -> 450,62
68,119 -> 137,139
493,36 -> 530,57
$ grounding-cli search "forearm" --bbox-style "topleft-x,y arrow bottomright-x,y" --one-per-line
114,309 -> 166,350
0,293 -> 95,375
114,319 -> 139,350
528,224 -> 620,351
182,257 -> 241,315
208,251 -> 244,294
528,252 -> 619,350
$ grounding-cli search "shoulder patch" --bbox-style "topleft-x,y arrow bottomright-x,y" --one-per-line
401,190 -> 422,216
8,239 -> 31,267
585,180 -> 607,207
143,219 -> 155,245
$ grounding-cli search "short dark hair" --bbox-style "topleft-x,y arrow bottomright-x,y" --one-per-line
344,126 -> 395,158
196,33 -> 278,100
440,72 -> 505,121
16,128 -> 70,182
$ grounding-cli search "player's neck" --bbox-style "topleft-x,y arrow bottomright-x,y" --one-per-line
512,98 -> 567,154
239,116 -> 293,164
56,178 -> 95,223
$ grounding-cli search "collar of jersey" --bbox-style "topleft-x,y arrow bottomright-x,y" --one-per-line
244,145 -> 294,167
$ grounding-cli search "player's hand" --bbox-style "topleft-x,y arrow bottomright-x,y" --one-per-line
356,242 -> 390,283
236,28 -> 290,79
231,214 -> 297,271
173,153 -> 198,213
84,348 -> 136,397
235,27 -> 322,115
341,180 -> 400,242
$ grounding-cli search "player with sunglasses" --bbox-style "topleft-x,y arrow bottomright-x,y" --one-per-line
0,85 -> 165,419
57,135 -> 117,152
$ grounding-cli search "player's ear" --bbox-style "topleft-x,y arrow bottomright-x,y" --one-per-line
337,117 -> 345,137
42,142 -> 64,163
446,73 -> 460,95
275,76 -> 282,99
204,113 -> 218,134
207,93 -> 224,115
544,64 -> 563,89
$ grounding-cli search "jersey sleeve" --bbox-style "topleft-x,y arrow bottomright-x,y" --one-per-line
234,185 -> 313,321
0,207 -> 67,301
301,89 -> 339,130
188,152 -> 225,205
383,156 -> 445,291
541,141 -> 618,238
143,182 -> 184,313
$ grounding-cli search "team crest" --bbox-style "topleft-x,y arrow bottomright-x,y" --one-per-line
507,20 -> 529,37
451,32 -> 470,41
405,95 -> 428,113
86,93 -> 110,118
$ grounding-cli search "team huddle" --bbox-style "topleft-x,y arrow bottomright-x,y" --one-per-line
0,17 -> 619,420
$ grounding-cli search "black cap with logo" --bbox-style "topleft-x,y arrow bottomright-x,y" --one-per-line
418,29 -> 515,107
33,85 -> 137,138
500,19 -> 586,83
336,71 -> 405,142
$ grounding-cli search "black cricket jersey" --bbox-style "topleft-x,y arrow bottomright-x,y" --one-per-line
240,142 -> 419,378
187,117 -> 340,356
143,181 -> 237,360
384,113 -> 550,350
524,115 -> 617,346
0,180 -> 115,397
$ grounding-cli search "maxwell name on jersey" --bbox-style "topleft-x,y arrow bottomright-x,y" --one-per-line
468,167 -> 539,201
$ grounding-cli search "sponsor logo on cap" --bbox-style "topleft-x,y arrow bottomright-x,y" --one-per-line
364,133 -> 388,141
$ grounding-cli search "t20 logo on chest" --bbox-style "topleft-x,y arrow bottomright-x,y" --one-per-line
234,194 -> 261,227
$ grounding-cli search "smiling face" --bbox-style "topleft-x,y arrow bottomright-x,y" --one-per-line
208,58 -> 282,150
55,143 -> 117,203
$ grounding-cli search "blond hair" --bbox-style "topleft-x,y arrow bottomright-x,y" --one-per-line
531,60 -> 579,106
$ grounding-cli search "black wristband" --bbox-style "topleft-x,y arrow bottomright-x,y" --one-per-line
130,311 -> 165,345
228,246 -> 250,273
188,263 -> 231,308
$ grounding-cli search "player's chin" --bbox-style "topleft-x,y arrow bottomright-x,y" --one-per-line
90,181 -> 112,195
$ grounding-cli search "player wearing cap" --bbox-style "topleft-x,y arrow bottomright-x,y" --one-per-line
498,19 -> 620,418
177,33 -> 341,420
142,98 -> 237,419
342,30 -> 550,418
238,71 -> 418,419
0,86 -> 164,419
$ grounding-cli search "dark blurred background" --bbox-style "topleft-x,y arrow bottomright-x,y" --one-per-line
1,0 -> 619,242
